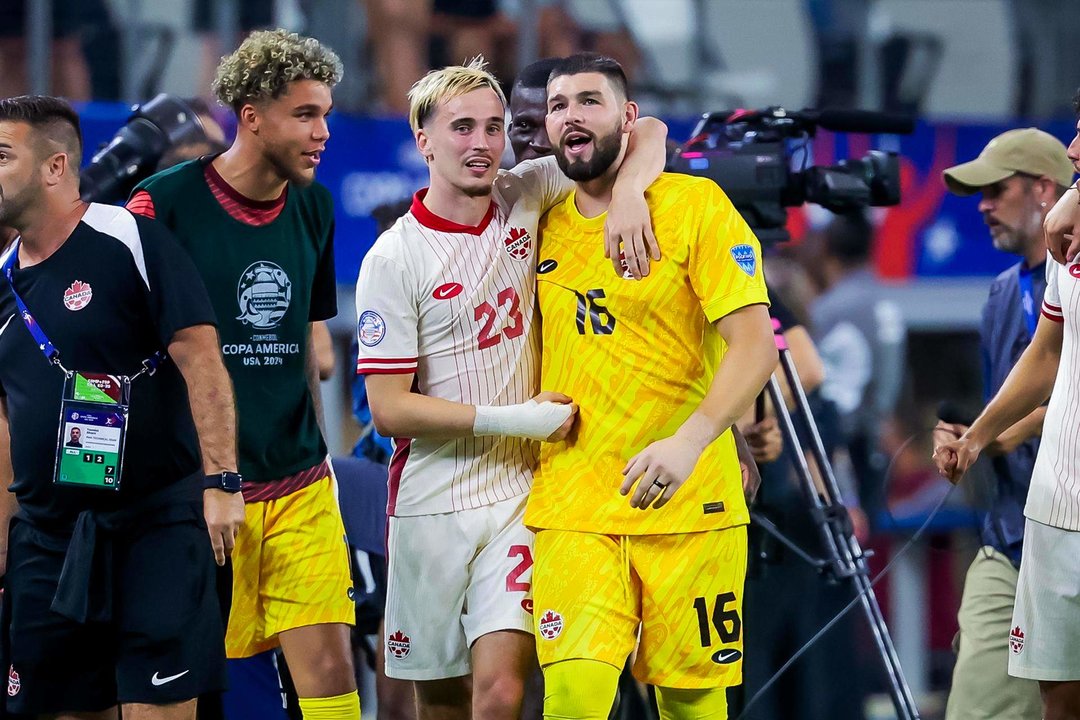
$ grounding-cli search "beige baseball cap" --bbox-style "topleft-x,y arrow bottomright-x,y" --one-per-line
943,127 -> 1074,195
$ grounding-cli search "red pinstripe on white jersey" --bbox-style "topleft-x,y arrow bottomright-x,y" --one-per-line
355,158 -> 571,516
1029,256 -> 1080,529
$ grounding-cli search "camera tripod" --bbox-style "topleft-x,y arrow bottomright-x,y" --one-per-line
745,328 -> 921,720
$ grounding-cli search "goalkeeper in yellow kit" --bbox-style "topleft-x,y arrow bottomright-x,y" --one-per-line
525,53 -> 778,719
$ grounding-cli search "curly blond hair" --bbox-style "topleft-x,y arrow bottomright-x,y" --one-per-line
407,56 -> 506,134
213,29 -> 343,111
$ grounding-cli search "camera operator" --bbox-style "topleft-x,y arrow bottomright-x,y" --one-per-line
806,212 -> 906,526
733,290 -> 873,720
933,128 -> 1073,720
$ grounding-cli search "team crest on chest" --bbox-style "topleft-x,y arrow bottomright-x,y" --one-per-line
503,227 -> 531,261
236,261 -> 292,329
63,280 -> 92,311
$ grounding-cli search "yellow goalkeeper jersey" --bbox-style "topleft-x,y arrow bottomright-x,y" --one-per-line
525,173 -> 770,535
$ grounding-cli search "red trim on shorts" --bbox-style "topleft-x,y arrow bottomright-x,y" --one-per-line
410,188 -> 495,235
242,458 -> 331,503
387,438 -> 411,516
126,191 -> 156,219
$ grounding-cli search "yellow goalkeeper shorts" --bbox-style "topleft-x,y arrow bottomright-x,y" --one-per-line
532,525 -> 747,689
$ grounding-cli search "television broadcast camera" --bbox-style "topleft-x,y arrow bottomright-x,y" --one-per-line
80,94 -> 208,204
667,107 -> 915,244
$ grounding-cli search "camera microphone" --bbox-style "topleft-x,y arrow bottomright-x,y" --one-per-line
794,109 -> 916,136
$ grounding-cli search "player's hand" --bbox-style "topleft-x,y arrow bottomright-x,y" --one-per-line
848,505 -> 870,544
932,432 -> 984,485
745,417 -> 783,464
732,425 -> 762,503
605,188 -> 660,279
740,457 -> 761,505
620,435 -> 701,509
1044,186 -> 1080,264
932,420 -> 966,454
531,391 -> 578,442
204,488 -> 245,566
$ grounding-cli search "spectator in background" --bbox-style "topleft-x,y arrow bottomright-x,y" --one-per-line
806,211 -> 907,523
193,0 -> 274,104
0,0 -> 112,100
362,0 -> 431,115
430,1 -> 516,80
933,128 -> 1073,720
805,0 -> 867,109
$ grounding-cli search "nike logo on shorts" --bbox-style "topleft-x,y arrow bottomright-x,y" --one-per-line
711,649 -> 742,665
151,670 -> 190,686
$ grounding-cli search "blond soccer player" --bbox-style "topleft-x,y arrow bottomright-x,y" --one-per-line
355,58 -> 667,720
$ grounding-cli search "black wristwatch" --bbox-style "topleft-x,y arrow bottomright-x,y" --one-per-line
204,471 -> 243,493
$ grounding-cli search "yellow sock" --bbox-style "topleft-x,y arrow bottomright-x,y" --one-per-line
543,658 -> 621,720
655,686 -> 728,720
297,690 -> 361,720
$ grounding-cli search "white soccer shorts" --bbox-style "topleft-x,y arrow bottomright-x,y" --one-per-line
1008,518 -> 1080,681
383,494 -> 535,680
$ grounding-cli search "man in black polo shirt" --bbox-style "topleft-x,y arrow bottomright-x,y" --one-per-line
0,95 -> 242,718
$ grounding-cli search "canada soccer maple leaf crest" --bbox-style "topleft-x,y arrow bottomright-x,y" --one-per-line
538,609 -> 563,640
504,227 -> 531,261
1009,625 -> 1025,655
386,630 -> 412,658
63,280 -> 93,311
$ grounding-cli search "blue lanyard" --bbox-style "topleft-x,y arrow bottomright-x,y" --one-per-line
2,240 -> 61,366
1018,265 -> 1038,339
2,240 -> 164,376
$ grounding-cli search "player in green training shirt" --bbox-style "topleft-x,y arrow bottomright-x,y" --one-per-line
128,30 -> 359,720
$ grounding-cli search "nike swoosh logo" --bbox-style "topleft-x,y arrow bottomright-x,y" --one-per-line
151,670 -> 190,686
711,649 -> 742,665
432,282 -> 463,300
0,314 -> 12,338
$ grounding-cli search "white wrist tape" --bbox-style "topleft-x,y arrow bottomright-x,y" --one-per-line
473,400 -> 573,441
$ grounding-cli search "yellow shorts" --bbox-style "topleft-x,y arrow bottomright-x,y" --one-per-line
532,525 -> 747,689
226,475 -> 355,658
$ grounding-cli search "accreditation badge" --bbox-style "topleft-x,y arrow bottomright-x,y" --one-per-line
52,371 -> 131,491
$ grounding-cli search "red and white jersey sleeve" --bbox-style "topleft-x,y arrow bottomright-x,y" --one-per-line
354,253 -> 419,375
1042,252 -> 1063,323
354,161 -> 567,517
1028,255 -> 1080,529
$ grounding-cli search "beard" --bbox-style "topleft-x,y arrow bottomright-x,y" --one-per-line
0,180 -> 38,228
461,181 -> 494,198
264,141 -> 315,187
555,122 -> 624,182
991,229 -> 1023,254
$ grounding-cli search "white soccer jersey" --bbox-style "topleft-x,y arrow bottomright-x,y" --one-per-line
355,157 -> 571,516
1027,254 -> 1080,529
